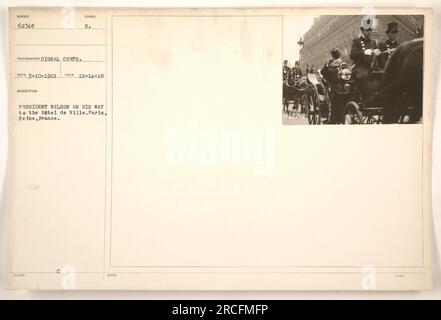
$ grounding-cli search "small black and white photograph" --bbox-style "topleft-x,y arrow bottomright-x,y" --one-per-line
282,15 -> 424,125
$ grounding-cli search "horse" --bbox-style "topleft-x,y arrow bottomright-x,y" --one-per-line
365,38 -> 423,123
283,68 -> 305,114
305,64 -> 315,74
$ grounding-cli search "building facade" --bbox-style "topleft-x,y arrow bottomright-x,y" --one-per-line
299,15 -> 424,72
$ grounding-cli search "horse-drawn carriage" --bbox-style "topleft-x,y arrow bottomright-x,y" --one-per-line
283,83 -> 304,116
341,63 -> 385,124
304,72 -> 331,124
321,38 -> 423,125
283,65 -> 332,125
283,69 -> 307,116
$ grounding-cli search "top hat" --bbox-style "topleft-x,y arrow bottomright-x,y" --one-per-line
330,48 -> 340,58
386,22 -> 399,34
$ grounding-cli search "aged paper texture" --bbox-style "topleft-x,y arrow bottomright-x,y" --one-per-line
6,7 -> 433,290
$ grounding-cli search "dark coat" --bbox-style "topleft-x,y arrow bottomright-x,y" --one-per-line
378,38 -> 399,51
283,66 -> 290,81
377,39 -> 399,69
292,67 -> 303,79
349,36 -> 378,66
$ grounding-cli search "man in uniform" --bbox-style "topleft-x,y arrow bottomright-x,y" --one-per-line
292,60 -> 303,81
349,20 -> 381,101
289,61 -> 304,112
377,22 -> 399,69
283,59 -> 290,82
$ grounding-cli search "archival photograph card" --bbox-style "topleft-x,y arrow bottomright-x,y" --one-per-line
6,7 -> 433,290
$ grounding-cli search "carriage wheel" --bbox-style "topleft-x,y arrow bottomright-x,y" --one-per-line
344,101 -> 363,124
321,91 -> 331,124
306,94 -> 313,124
301,94 -> 308,116
302,93 -> 308,115
282,98 -> 288,115
316,84 -> 330,124
307,91 -> 321,125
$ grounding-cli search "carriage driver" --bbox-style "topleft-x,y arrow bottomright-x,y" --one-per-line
377,22 -> 399,69
283,59 -> 290,81
349,19 -> 381,100
292,60 -> 303,80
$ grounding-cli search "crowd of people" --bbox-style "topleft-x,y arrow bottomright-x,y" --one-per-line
283,60 -> 303,86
